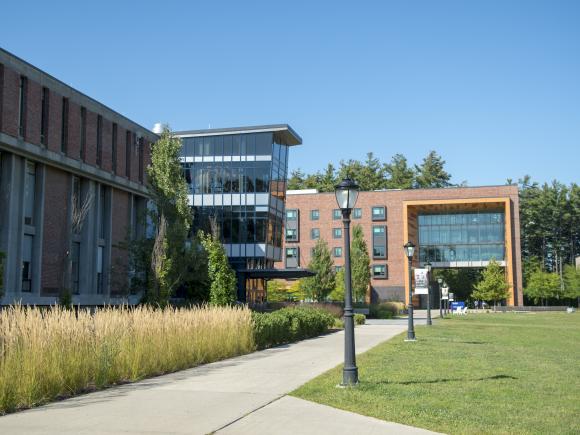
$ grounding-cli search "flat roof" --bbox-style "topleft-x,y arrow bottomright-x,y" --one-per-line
174,124 -> 302,146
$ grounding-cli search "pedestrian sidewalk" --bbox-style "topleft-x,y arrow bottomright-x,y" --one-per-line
0,324 -> 438,435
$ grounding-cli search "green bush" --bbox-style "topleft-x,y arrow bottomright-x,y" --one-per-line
252,307 -> 335,349
354,313 -> 366,325
369,302 -> 404,319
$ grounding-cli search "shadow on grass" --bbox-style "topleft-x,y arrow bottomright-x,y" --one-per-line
378,374 -> 517,386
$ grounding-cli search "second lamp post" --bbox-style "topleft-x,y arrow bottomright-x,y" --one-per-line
335,178 -> 360,386
404,241 -> 416,341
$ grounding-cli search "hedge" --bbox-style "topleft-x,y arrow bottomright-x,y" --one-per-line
252,306 -> 335,349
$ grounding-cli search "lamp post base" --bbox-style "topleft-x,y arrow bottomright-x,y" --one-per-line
404,338 -> 417,342
342,367 -> 359,386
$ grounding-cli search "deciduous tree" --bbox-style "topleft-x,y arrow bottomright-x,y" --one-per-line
302,239 -> 336,301
472,259 -> 510,308
351,224 -> 371,302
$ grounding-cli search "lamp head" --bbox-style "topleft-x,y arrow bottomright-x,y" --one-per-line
334,178 -> 359,211
404,241 -> 415,259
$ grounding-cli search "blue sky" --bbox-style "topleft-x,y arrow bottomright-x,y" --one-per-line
1,1 -> 578,186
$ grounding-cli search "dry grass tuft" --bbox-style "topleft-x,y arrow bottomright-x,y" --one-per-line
0,304 -> 254,414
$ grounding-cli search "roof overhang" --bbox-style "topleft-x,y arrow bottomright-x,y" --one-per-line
174,124 -> 302,146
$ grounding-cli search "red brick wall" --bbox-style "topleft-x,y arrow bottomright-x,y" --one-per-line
117,126 -> 128,179
41,166 -> 70,294
130,133 -> 139,183
0,67 -> 19,137
46,92 -> 62,153
67,101 -> 81,160
110,188 -> 130,295
84,110 -> 97,166
101,117 -> 112,172
25,80 -> 42,146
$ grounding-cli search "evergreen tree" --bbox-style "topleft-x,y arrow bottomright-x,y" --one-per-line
414,151 -> 452,188
384,153 -> 415,189
199,232 -> 237,306
287,169 -> 306,190
302,239 -> 336,301
472,259 -> 510,307
351,224 -> 371,302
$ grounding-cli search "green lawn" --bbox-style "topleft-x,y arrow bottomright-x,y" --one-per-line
292,313 -> 580,435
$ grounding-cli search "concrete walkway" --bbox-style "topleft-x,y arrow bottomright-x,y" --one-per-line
0,324 -> 438,435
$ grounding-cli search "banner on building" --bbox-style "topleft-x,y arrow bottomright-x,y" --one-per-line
414,268 -> 429,295
441,286 -> 449,300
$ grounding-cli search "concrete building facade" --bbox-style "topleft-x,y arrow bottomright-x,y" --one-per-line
279,185 -> 523,306
0,48 -> 157,305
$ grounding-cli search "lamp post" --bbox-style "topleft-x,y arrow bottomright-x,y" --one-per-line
404,241 -> 416,341
425,261 -> 432,326
335,178 -> 360,386
437,277 -> 443,317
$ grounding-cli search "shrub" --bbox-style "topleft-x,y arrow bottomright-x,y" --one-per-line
354,313 -> 366,325
0,304 -> 253,414
252,307 -> 335,349
369,302 -> 404,319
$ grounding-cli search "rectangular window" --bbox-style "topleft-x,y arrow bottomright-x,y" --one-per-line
372,225 -> 387,259
72,176 -> 82,234
40,87 -> 49,145
333,228 -> 342,238
96,115 -> 103,167
372,206 -> 386,221
61,97 -> 69,153
311,228 -> 320,240
112,123 -> 118,174
286,209 -> 298,221
21,235 -> 33,292
353,208 -> 362,219
125,131 -> 132,177
96,246 -> 104,294
335,265 -> 343,272
285,247 -> 299,268
372,264 -> 387,279
80,107 -> 87,160
18,76 -> 27,138
333,247 -> 342,257
286,228 -> 298,242
99,186 -> 107,239
310,209 -> 319,220
24,162 -> 36,226
71,241 -> 80,295
333,209 -> 341,220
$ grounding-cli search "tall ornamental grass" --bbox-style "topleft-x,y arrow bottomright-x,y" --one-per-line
0,304 -> 254,414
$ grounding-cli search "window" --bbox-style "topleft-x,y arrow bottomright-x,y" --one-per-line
96,115 -> 103,167
96,246 -> 104,294
71,242 -> 80,295
333,247 -> 342,257
335,265 -> 343,272
18,76 -> 27,137
311,228 -> 320,240
373,246 -> 386,258
99,186 -> 107,239
112,123 -> 118,174
125,131 -> 132,177
72,176 -> 82,234
285,247 -> 299,268
80,107 -> 87,160
21,235 -> 33,292
333,209 -> 341,220
40,87 -> 49,145
310,209 -> 319,220
286,209 -> 298,221
286,228 -> 298,241
138,137 -> 144,183
286,248 -> 298,258
353,208 -> 362,219
372,264 -> 387,279
23,162 -> 36,226
372,206 -> 386,221
372,225 -> 387,259
333,228 -> 342,238
61,97 -> 69,153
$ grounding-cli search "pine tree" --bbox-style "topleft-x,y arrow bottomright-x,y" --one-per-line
302,239 -> 336,301
199,232 -> 237,306
384,153 -> 415,189
414,151 -> 452,188
351,224 -> 371,302
472,259 -> 510,308
287,169 -> 306,190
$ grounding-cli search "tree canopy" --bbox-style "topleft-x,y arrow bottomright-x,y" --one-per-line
472,259 -> 510,307
302,239 -> 336,301
351,224 -> 371,302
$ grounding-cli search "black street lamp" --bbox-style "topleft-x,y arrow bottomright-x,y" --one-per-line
335,178 -> 360,386
425,261 -> 433,326
437,277 -> 443,317
404,241 -> 416,341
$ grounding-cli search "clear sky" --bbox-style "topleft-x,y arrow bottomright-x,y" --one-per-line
1,1 -> 578,186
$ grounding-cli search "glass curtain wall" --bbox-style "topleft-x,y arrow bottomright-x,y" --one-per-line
418,211 -> 505,262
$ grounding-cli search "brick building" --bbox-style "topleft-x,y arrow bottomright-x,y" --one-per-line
279,185 -> 523,306
0,48 -> 157,305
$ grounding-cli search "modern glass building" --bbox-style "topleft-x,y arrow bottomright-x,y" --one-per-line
174,125 -> 312,303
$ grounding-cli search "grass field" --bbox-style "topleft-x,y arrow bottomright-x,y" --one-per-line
292,313 -> 580,435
